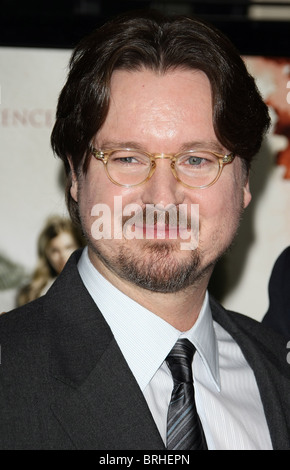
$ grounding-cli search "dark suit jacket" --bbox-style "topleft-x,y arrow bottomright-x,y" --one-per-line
0,250 -> 290,450
262,246 -> 290,339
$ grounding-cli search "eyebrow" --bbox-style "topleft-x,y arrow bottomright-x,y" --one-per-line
97,141 -> 146,150
96,140 -> 226,153
180,141 -> 225,153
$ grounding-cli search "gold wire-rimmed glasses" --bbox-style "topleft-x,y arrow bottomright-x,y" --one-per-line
91,147 -> 235,189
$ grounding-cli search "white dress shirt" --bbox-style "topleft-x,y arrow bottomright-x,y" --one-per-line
78,247 -> 272,450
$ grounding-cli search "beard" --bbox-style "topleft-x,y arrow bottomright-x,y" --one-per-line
116,242 -> 209,292
80,189 -> 245,294
86,236 -> 216,293
83,203 -> 209,293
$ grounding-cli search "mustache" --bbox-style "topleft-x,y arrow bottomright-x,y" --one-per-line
121,204 -> 194,229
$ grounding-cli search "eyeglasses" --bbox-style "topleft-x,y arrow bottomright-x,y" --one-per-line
91,147 -> 235,189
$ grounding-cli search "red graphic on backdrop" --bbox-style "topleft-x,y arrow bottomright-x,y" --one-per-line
246,56 -> 290,179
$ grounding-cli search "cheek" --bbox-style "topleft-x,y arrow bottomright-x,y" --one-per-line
78,171 -> 105,219
77,171 -> 139,234
48,254 -> 60,270
197,176 -> 245,238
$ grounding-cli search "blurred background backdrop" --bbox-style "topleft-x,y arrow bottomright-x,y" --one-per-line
1,0 -> 290,318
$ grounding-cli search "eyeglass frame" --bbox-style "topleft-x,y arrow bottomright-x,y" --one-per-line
90,146 -> 235,189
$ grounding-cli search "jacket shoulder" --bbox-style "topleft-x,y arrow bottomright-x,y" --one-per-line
0,296 -> 47,372
0,296 -> 45,332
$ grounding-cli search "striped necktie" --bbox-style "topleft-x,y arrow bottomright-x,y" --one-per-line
166,338 -> 208,450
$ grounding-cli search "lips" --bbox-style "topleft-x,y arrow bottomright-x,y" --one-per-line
133,223 -> 191,240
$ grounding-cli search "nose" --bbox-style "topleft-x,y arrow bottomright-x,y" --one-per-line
141,158 -> 185,207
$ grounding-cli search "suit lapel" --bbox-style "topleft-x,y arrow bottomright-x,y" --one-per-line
51,339 -> 164,450
46,250 -> 164,450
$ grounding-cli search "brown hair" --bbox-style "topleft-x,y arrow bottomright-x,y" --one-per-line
17,216 -> 84,306
51,9 -> 270,226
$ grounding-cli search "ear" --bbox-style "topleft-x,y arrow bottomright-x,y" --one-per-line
67,156 -> 78,202
243,178 -> 252,209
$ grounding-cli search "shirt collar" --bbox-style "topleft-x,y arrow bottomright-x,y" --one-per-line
78,246 -> 220,391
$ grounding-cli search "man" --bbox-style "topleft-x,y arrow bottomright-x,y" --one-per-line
0,10 -> 289,450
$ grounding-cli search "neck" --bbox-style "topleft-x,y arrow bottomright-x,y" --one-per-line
129,284 -> 208,331
89,249 -> 212,331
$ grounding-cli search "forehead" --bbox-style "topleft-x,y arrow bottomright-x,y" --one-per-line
96,68 -> 215,150
48,232 -> 75,247
109,67 -> 212,111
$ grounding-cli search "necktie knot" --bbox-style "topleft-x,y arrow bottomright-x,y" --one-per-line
166,338 -> 195,384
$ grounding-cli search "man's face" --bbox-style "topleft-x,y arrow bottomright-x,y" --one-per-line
70,68 -> 251,292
